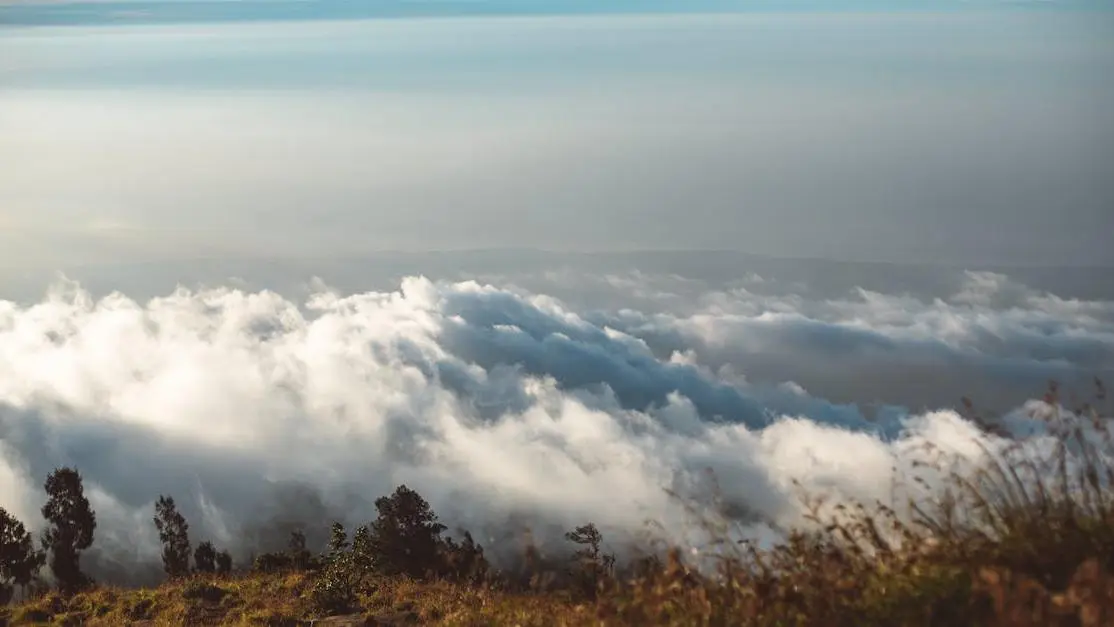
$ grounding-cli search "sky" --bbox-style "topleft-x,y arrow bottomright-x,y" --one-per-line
0,0 -> 1113,582
2,1 -> 1113,270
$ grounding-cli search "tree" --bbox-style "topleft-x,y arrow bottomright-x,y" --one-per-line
40,467 -> 96,594
326,522 -> 349,557
215,550 -> 233,575
252,551 -> 291,573
153,495 -> 191,579
311,521 -> 360,615
565,522 -> 615,598
288,529 -> 312,571
368,485 -> 446,578
1,508 -> 44,604
194,541 -> 217,574
351,524 -> 374,576
565,523 -> 604,562
440,530 -> 489,583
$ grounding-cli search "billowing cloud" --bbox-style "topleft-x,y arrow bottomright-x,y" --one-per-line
0,269 -> 1108,583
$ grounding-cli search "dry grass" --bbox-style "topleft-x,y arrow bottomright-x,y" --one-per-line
0,572 -> 585,626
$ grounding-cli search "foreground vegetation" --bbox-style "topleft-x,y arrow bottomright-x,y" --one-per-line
3,381 -> 1114,626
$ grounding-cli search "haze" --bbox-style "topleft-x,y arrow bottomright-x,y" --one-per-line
2,4 -> 1112,274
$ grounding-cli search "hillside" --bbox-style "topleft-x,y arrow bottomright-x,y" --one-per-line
2,572 -> 579,626
3,546 -> 1113,626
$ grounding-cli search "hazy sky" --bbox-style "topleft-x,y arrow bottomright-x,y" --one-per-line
1,2 -> 1113,270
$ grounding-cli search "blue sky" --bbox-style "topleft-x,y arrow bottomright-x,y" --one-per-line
1,2 -> 1112,270
1,0 -> 1105,27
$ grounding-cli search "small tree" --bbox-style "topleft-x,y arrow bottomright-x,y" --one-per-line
1,508 -> 44,604
440,530 -> 489,583
153,495 -> 191,579
252,551 -> 291,573
288,529 -> 312,571
566,523 -> 603,561
327,522 -> 349,557
565,522 -> 615,598
311,522 -> 359,615
351,524 -> 374,576
194,541 -> 217,574
215,550 -> 233,575
368,485 -> 446,578
41,467 -> 96,594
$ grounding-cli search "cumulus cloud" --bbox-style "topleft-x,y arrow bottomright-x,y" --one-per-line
587,270 -> 1114,414
0,270 -> 1109,583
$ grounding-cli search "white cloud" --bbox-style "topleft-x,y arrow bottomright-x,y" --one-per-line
0,270 -> 1107,582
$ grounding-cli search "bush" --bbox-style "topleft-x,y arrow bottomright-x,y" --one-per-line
440,530 -> 490,584
181,580 -> 228,604
309,523 -> 362,615
252,552 -> 293,574
194,541 -> 217,574
215,550 -> 233,575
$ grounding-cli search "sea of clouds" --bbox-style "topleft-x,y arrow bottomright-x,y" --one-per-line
0,267 -> 1111,584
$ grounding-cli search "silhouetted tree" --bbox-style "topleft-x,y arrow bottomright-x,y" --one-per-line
368,485 -> 447,578
252,551 -> 291,573
40,467 -> 96,594
215,550 -> 233,575
565,522 -> 615,598
153,495 -> 191,579
566,523 -> 604,562
289,529 -> 312,571
251,528 -> 318,574
1,507 -> 44,605
194,541 -> 217,574
440,530 -> 489,583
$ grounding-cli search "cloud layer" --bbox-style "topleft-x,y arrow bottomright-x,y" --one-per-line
0,269 -> 1109,583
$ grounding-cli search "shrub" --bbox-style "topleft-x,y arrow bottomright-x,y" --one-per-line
215,550 -> 233,575
194,541 -> 217,574
309,522 -> 361,615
